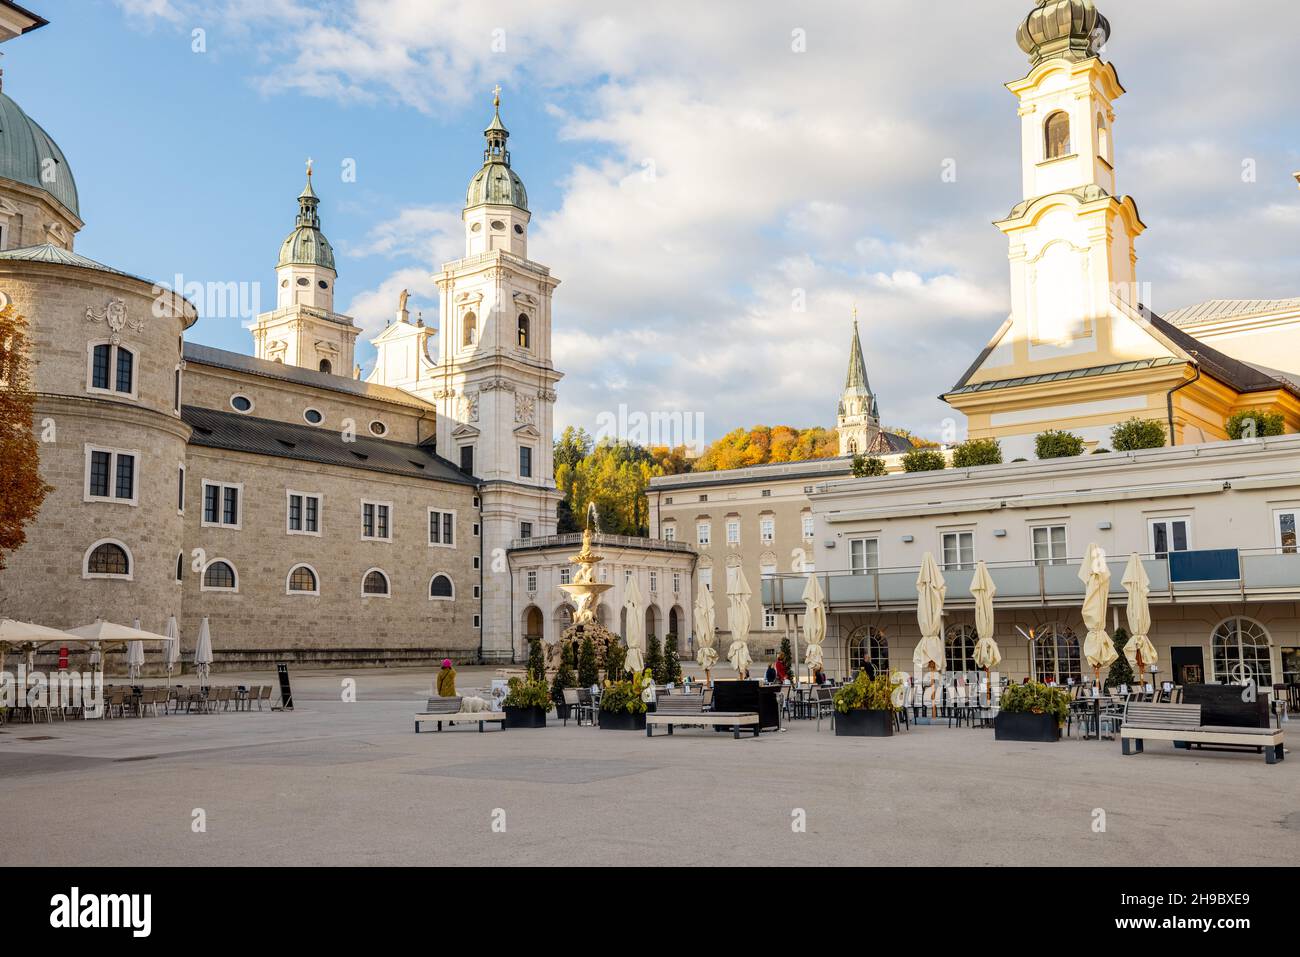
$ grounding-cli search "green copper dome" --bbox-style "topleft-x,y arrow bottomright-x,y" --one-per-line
465,91 -> 528,211
277,171 -> 335,271
1017,0 -> 1110,66
0,90 -> 79,216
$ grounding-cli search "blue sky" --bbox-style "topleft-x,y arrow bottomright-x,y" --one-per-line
14,0 -> 1300,444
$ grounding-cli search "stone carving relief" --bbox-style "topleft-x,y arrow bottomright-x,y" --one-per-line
514,391 -> 535,425
459,390 -> 480,423
85,297 -> 144,344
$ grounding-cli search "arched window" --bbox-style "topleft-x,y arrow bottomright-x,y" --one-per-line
176,551 -> 184,583
462,312 -> 477,347
517,314 -> 530,349
846,438 -> 858,455
85,540 -> 131,578
429,573 -> 454,600
202,560 -> 237,591
1212,617 -> 1273,686
318,359 -> 332,375
1033,624 -> 1081,684
88,341 -> 137,397
1096,113 -> 1109,161
287,564 -> 318,595
945,623 -> 979,673
363,568 -> 390,596
1044,111 -> 1071,160
846,625 -> 889,674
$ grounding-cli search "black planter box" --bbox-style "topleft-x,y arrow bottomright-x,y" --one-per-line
503,706 -> 547,729
994,711 -> 1061,742
554,702 -> 571,720
834,708 -> 895,737
598,709 -> 647,731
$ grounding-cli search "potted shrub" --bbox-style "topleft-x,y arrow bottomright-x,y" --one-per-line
599,668 -> 652,731
994,682 -> 1070,742
832,671 -> 902,737
502,672 -> 552,729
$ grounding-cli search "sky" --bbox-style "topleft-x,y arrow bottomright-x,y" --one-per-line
12,0 -> 1300,444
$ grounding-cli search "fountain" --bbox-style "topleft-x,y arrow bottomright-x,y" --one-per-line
552,504 -> 619,671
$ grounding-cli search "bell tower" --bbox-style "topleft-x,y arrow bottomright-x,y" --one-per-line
836,311 -> 883,456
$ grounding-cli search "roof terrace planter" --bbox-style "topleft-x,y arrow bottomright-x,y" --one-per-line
834,708 -> 895,737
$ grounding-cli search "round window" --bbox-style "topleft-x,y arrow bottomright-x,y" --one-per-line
280,279 -> 288,287
514,224 -> 524,235
470,222 -> 482,233
369,420 -> 388,437
491,220 -> 505,230
318,280 -> 328,289
303,408 -> 323,424
230,394 -> 253,413
297,277 -> 309,286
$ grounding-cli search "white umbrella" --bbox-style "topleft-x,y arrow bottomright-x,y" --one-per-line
970,561 -> 1001,700
163,615 -> 181,679
1121,552 -> 1157,686
693,583 -> 718,679
623,577 -> 645,675
193,616 -> 214,685
0,619 -> 81,675
801,573 -> 827,677
1079,543 -> 1118,687
913,552 -> 947,717
67,619 -> 173,645
126,618 -> 146,682
727,567 -> 753,678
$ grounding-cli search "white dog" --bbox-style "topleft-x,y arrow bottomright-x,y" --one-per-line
458,695 -> 491,713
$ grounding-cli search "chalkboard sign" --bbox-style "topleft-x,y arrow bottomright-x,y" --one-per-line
276,663 -> 294,711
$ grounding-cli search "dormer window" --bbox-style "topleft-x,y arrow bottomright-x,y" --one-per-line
1044,111 -> 1071,160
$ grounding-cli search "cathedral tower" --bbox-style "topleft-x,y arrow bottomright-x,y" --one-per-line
836,314 -> 883,456
251,163 -> 358,375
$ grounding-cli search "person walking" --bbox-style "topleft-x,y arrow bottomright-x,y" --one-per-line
435,659 -> 457,697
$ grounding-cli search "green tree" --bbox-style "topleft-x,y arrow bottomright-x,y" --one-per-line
1035,429 -> 1085,459
664,634 -> 682,684
645,634 -> 665,684
1105,627 -> 1134,690
951,438 -> 1002,467
780,635 -> 794,677
577,636 -> 598,687
551,642 -> 577,703
1111,417 -> 1167,451
851,454 -> 886,477
1226,409 -> 1285,440
902,448 -> 946,472
604,639 -> 626,681
526,638 -> 546,681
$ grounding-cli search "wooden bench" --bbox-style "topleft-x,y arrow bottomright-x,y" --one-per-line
414,697 -> 506,733
1121,703 -> 1284,764
645,695 -> 760,739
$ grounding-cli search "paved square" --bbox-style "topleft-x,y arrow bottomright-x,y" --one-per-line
0,668 -> 1294,867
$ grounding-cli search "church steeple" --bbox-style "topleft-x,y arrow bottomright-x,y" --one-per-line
837,310 -> 883,456
463,86 -> 531,256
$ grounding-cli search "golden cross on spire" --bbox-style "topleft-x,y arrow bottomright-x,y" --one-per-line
492,84 -> 501,108
305,156 -> 313,179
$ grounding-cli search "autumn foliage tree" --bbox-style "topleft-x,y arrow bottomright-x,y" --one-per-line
0,303 -> 51,571
692,425 -> 839,471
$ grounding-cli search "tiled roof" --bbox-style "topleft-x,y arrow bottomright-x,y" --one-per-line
182,405 -> 475,486
183,342 -> 435,411
1161,298 -> 1300,328
1146,314 -> 1300,400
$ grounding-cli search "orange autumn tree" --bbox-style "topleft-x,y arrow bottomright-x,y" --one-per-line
692,425 -> 840,472
0,303 -> 51,571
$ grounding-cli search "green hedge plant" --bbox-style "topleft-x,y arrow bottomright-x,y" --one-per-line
1111,417 -> 1166,451
1035,429 -> 1085,459
951,438 -> 1002,467
599,668 -> 653,715
551,643 -> 577,703
851,454 -> 887,477
832,671 -> 902,714
503,672 -> 552,710
902,448 -> 947,472
999,682 -> 1070,726
1226,409 -> 1285,440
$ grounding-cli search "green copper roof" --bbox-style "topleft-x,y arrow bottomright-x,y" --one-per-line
1016,0 -> 1110,66
277,171 -> 335,271
0,90 -> 79,216
465,91 -> 528,211
843,320 -> 873,396
0,242 -> 144,281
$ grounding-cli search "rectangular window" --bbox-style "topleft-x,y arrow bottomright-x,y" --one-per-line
625,568 -> 633,584
802,515 -> 815,539
519,446 -> 533,478
673,571 -> 681,593
849,537 -> 879,575
664,496 -> 673,505
560,566 -> 571,585
699,568 -> 712,592
726,520 -> 740,545
1275,509 -> 1298,554
941,531 -> 974,571
761,489 -> 772,498
649,570 -> 658,593
697,522 -> 711,546
85,446 -> 138,505
1149,517 -> 1190,558
173,367 -> 182,414
91,344 -> 110,390
362,501 -> 391,541
1031,524 -> 1068,565
459,445 -> 474,474
287,492 -> 321,535
177,465 -> 185,513
763,608 -> 777,630
760,517 -> 775,544
429,509 -> 456,547
115,348 -> 133,394
201,481 -> 241,528
526,570 -> 538,592
520,521 -> 532,540
89,343 -> 135,397
663,524 -> 676,542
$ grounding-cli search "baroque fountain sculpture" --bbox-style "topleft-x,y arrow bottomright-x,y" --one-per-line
551,505 -> 620,671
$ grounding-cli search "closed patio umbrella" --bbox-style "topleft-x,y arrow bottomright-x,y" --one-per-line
1079,543 -> 1118,687
1121,552 -> 1157,687
163,615 -> 181,680
693,583 -> 718,682
801,573 -> 827,680
126,618 -> 146,682
193,617 -> 214,686
623,577 -> 645,676
727,567 -> 753,679
913,552 -> 947,717
970,561 -> 1001,701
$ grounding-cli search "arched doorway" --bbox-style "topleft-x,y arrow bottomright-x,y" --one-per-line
523,605 -> 543,641
944,623 -> 978,673
1033,624 -> 1081,684
644,605 -> 658,643
1211,617 -> 1273,686
845,625 -> 889,675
